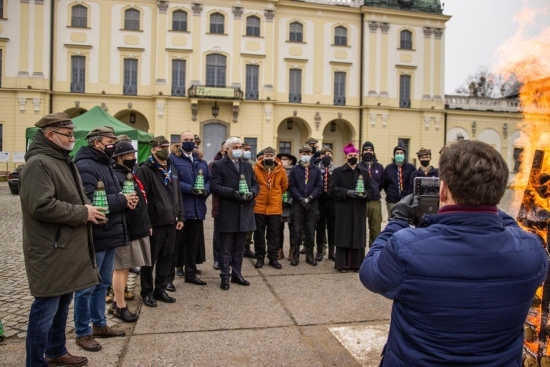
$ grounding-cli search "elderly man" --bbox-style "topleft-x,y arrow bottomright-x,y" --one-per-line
73,127 -> 137,351
21,113 -> 104,367
360,141 -> 548,367
210,137 -> 259,290
136,136 -> 184,306
169,131 -> 209,286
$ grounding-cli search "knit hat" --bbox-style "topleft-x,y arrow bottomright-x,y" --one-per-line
416,148 -> 432,157
362,141 -> 375,152
393,145 -> 406,156
343,143 -> 359,155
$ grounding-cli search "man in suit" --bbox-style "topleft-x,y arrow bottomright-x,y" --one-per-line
210,137 -> 260,290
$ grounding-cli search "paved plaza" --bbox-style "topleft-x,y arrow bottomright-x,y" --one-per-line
0,181 -> 518,366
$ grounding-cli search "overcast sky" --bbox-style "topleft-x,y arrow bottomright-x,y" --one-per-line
443,0 -> 549,95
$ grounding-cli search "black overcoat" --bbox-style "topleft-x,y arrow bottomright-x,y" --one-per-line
210,155 -> 260,233
329,164 -> 373,249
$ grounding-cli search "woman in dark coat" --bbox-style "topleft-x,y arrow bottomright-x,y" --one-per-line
329,143 -> 373,272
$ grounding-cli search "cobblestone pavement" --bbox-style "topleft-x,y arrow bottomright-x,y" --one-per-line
0,182 -> 131,340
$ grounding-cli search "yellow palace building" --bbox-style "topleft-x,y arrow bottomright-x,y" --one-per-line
0,0 -> 521,170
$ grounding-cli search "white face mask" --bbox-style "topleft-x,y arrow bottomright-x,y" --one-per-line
53,133 -> 75,151
243,151 -> 251,160
232,149 -> 243,159
301,155 -> 311,163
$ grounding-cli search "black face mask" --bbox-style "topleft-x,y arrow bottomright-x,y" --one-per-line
420,160 -> 430,167
347,157 -> 358,166
311,146 -> 317,154
362,152 -> 374,162
101,142 -> 116,158
264,159 -> 274,166
123,159 -> 137,169
182,141 -> 196,153
321,156 -> 332,167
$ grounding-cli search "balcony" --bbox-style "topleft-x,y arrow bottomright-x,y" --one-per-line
246,90 -> 259,100
187,85 -> 244,100
334,96 -> 346,106
172,85 -> 185,97
70,82 -> 85,93
399,99 -> 411,108
445,95 -> 520,112
123,85 -> 137,96
289,93 -> 302,103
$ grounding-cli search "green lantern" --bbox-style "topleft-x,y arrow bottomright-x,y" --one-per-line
194,169 -> 205,194
355,174 -> 366,197
282,191 -> 290,203
92,180 -> 109,223
122,173 -> 135,195
238,174 -> 249,195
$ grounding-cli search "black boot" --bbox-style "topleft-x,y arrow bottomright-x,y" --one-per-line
113,305 -> 139,323
315,244 -> 324,262
290,247 -> 300,266
306,247 -> 318,266
328,244 -> 335,261
243,245 -> 255,258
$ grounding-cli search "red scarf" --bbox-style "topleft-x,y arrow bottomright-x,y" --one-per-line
132,173 -> 148,204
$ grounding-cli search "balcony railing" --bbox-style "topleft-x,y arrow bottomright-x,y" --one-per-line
70,82 -> 85,93
289,93 -> 302,103
172,86 -> 185,97
123,85 -> 137,96
445,95 -> 521,112
334,96 -> 346,106
399,99 -> 411,108
246,90 -> 259,100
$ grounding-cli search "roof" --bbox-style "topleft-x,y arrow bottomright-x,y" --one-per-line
364,0 -> 443,15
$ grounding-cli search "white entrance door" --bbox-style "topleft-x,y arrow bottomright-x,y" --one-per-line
203,122 -> 227,163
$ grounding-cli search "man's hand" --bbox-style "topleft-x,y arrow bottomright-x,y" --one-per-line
191,188 -> 201,196
176,221 -> 184,230
244,192 -> 254,201
149,228 -> 153,236
391,194 -> 423,226
233,191 -> 247,202
124,192 -> 139,209
346,190 -> 360,199
85,204 -> 106,224
300,198 -> 312,210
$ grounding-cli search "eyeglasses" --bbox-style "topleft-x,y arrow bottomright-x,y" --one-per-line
52,131 -> 75,140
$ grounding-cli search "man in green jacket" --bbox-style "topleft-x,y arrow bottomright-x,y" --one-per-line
20,112 -> 104,367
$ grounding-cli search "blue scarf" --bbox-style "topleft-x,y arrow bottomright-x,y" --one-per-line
148,156 -> 172,185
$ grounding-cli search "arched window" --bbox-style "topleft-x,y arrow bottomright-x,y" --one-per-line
172,10 -> 188,31
334,26 -> 347,46
206,54 -> 226,87
124,8 -> 140,31
246,16 -> 260,37
71,5 -> 87,28
289,22 -> 303,42
400,30 -> 412,49
210,13 -> 224,34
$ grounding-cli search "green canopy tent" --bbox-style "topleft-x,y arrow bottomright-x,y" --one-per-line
25,106 -> 154,162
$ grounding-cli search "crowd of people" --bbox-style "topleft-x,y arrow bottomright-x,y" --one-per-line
19,111 -> 547,367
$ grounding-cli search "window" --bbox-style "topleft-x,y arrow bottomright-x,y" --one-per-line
397,139 -> 410,161
334,72 -> 346,106
513,147 -> 523,173
0,1 -> 3,19
245,65 -> 259,100
124,8 -> 140,31
210,13 -> 224,34
289,22 -> 303,42
172,10 -> 187,31
279,141 -> 291,155
123,59 -> 138,95
172,60 -> 186,96
70,56 -> 85,93
246,16 -> 260,37
0,124 -> 2,151
334,26 -> 347,46
244,138 -> 258,159
206,54 -> 226,87
0,50 -> 2,88
289,69 -> 302,103
71,5 -> 87,28
400,30 -> 412,49
171,135 -> 180,144
399,75 -> 411,108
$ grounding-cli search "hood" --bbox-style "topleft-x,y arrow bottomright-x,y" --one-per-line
74,145 -> 110,165
170,143 -> 182,157
213,151 -> 225,161
25,130 -> 72,162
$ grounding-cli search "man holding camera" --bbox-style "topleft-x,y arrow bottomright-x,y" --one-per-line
360,140 -> 548,367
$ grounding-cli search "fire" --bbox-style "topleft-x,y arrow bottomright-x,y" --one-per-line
494,3 -> 550,366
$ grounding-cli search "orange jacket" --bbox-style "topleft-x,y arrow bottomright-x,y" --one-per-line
253,157 -> 289,215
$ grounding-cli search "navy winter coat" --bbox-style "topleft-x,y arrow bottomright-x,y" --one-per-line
74,146 -> 128,251
170,152 -> 210,220
409,165 -> 439,193
358,159 -> 384,200
288,163 -> 323,201
360,206 -> 548,367
382,162 -> 415,203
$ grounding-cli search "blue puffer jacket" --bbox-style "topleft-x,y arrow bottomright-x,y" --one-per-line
170,151 -> 210,220
360,206 -> 548,367
74,146 -> 128,251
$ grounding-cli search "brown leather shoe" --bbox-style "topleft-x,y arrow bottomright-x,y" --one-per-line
92,324 -> 126,338
277,249 -> 284,260
45,352 -> 88,366
75,335 -> 102,352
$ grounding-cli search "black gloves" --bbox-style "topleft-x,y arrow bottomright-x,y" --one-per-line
191,188 -> 201,196
391,194 -> 424,227
346,190 -> 361,199
300,198 -> 312,210
244,192 -> 254,201
232,190 -> 247,202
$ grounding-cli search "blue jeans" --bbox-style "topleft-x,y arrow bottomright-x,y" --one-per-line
26,293 -> 73,367
73,248 -> 115,337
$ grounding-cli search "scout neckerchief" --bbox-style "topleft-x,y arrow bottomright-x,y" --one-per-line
397,165 -> 403,194
149,156 -> 172,185
266,164 -> 273,189
324,167 -> 329,192
132,173 -> 148,204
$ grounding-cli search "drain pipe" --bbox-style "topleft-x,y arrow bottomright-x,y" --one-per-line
48,0 -> 55,113
359,11 -> 364,145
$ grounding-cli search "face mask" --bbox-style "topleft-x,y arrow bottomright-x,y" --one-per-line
264,158 -> 274,166
395,154 -> 405,163
301,155 -> 311,163
52,134 -> 75,151
322,156 -> 332,167
155,148 -> 170,161
310,146 -> 317,154
420,160 -> 430,167
347,157 -> 358,166
123,159 -> 137,169
232,149 -> 243,159
182,141 -> 195,153
243,151 -> 252,160
362,152 -> 373,162
100,141 -> 116,158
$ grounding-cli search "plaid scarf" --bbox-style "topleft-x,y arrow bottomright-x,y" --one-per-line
148,156 -> 172,186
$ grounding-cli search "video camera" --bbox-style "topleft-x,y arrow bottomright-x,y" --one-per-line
414,177 -> 440,216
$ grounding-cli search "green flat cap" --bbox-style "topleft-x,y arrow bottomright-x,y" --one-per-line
86,126 -> 116,139
150,136 -> 170,147
305,137 -> 318,144
35,112 -> 75,128
116,134 -> 132,143
416,148 -> 432,156
194,134 -> 201,143
299,145 -> 312,153
262,146 -> 276,154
